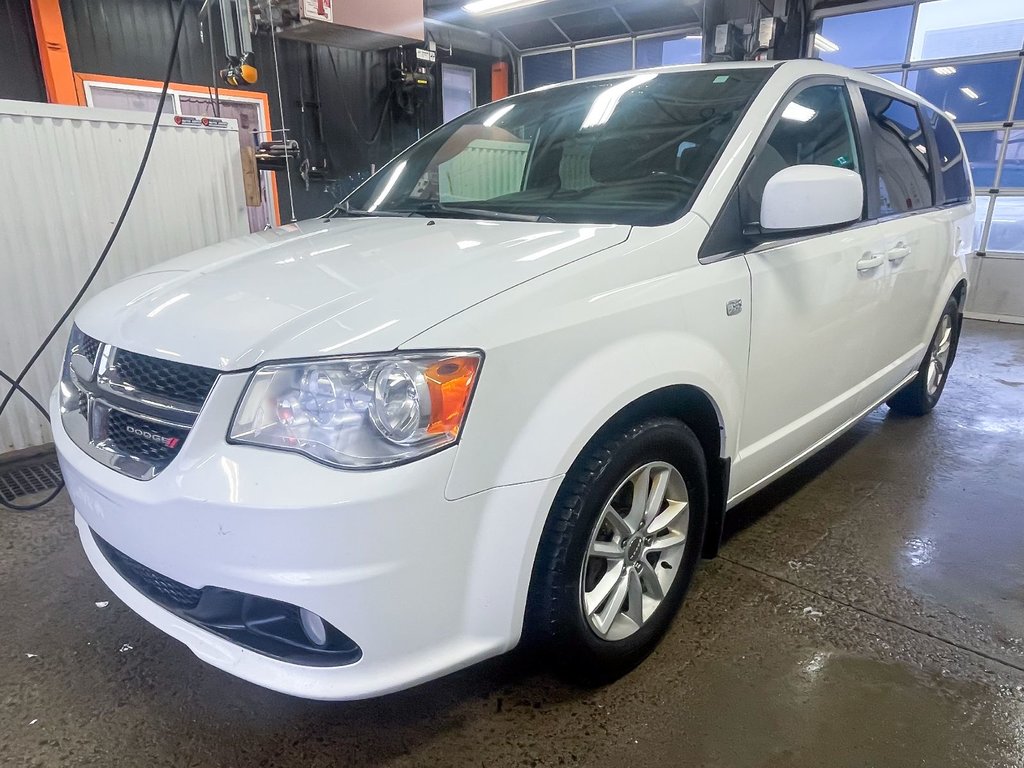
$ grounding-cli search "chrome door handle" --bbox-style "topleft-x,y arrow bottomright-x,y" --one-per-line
887,243 -> 911,264
857,252 -> 886,271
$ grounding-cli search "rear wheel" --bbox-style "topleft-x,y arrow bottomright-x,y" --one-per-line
887,296 -> 960,416
526,417 -> 708,682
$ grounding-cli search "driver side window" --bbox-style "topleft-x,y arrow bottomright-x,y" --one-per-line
742,84 -> 864,226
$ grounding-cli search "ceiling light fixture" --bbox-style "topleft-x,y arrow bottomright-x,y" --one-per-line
781,102 -> 817,123
463,0 -> 551,14
932,66 -> 956,75
960,86 -> 979,99
813,34 -> 839,53
944,110 -> 957,120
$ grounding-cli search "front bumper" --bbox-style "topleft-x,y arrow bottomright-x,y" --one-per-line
53,377 -> 561,700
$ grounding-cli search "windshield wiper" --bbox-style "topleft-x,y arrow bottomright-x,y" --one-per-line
397,202 -> 556,223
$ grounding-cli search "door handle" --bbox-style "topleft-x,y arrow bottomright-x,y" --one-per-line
887,243 -> 911,264
857,252 -> 886,271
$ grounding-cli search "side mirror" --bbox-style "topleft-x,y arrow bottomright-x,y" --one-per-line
760,165 -> 864,233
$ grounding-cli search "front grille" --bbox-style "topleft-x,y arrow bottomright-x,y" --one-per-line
61,331 -> 221,480
106,410 -> 188,468
79,335 -> 100,364
114,351 -> 218,408
94,534 -> 201,610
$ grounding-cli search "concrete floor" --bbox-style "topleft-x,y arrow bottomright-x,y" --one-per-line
2,319 -> 1023,767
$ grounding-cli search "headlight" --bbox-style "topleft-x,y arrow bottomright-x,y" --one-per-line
228,351 -> 482,469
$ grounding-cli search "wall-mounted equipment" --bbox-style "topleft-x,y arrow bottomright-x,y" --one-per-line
201,0 -> 259,86
263,0 -> 424,51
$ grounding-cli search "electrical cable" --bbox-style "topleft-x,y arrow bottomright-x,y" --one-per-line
0,0 -> 190,512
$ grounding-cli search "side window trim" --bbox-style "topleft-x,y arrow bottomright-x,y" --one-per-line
698,75 -> 867,263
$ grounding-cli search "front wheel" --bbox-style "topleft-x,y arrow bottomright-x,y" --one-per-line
887,295 -> 960,416
526,417 -> 708,683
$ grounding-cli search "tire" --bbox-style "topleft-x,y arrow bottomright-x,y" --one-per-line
887,295 -> 960,416
525,417 -> 708,683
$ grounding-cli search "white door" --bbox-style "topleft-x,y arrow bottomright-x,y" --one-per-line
731,82 -> 886,497
852,88 -> 951,406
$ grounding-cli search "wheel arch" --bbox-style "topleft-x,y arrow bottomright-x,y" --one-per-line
560,384 -> 731,559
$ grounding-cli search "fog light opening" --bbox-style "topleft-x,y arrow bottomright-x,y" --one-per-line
299,608 -> 328,647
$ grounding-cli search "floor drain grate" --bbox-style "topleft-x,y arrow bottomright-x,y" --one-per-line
0,457 -> 63,504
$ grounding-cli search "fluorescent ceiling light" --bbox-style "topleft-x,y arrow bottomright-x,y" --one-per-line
915,144 -> 927,154
944,110 -> 957,120
581,73 -> 657,130
463,0 -> 550,14
482,104 -> 515,127
960,86 -> 979,99
813,34 -> 839,53
932,66 -> 956,75
781,102 -> 817,123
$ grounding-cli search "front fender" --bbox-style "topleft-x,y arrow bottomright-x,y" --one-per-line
406,221 -> 751,501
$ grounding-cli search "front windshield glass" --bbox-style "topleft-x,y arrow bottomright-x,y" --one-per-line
343,68 -> 773,226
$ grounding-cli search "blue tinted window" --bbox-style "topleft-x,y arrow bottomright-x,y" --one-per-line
817,6 -> 913,68
912,0 -> 1024,61
906,60 -> 1019,123
637,34 -> 702,68
575,42 -> 632,78
1016,76 -> 1024,121
522,51 -> 573,90
874,71 -> 904,86
961,130 -> 1002,189
1003,131 -> 1024,189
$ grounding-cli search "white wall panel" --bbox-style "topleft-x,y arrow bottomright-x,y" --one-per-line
0,100 -> 249,455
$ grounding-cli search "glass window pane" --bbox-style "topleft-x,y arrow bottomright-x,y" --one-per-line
906,60 -> 1019,124
1003,130 -> 1024,189
442,65 -> 476,124
862,90 -> 933,214
1016,75 -> 1024,121
522,51 -> 572,90
636,34 -> 702,68
986,196 -> 1024,253
926,107 -> 971,203
873,71 -> 904,86
742,84 -> 863,221
961,129 -> 1004,189
912,0 -> 1024,61
816,6 -> 913,68
90,87 -> 173,115
974,194 -> 991,249
575,42 -> 633,79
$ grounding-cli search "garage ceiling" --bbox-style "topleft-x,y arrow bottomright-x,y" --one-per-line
424,0 -> 703,49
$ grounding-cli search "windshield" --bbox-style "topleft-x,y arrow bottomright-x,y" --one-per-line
343,68 -> 773,226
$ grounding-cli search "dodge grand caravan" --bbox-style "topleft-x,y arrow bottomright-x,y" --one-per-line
54,60 -> 973,700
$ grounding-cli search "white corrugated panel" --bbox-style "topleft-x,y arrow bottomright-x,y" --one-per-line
438,140 -> 530,202
0,100 -> 249,455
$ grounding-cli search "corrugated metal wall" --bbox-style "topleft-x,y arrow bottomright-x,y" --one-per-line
0,100 -> 249,455
0,0 -> 47,102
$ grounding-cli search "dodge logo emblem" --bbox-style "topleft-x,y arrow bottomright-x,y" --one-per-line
125,424 -> 181,449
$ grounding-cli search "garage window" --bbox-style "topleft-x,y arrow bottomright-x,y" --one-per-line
861,90 -> 933,215
815,6 -> 914,68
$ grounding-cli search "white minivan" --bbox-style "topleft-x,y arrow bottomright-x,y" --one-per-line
54,60 -> 972,700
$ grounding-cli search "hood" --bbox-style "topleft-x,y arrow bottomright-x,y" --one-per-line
75,217 -> 630,370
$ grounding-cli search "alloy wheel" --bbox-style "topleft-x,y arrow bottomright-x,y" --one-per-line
926,314 -> 953,397
579,461 -> 690,641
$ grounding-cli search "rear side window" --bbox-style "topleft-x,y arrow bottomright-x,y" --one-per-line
742,83 -> 863,224
861,90 -> 933,215
925,107 -> 971,205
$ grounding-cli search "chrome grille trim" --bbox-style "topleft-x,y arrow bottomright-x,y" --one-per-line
60,334 -> 219,480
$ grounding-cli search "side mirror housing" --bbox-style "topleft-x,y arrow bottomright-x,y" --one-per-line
760,165 -> 864,233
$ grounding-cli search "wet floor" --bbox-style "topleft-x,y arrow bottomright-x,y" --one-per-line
2,319 -> 1023,767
